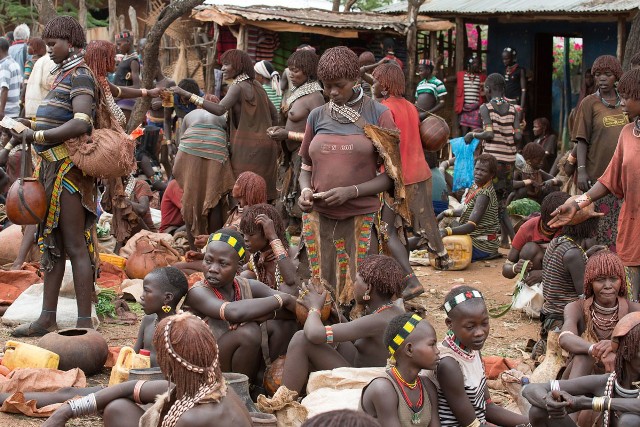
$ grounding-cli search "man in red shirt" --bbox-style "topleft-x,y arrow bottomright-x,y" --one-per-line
502,192 -> 569,285
160,179 -> 185,234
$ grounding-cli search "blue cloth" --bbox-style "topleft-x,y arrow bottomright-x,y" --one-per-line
432,200 -> 448,215
472,246 -> 493,261
450,137 -> 480,192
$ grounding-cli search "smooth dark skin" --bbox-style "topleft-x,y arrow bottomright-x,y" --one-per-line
39,380 -> 252,427
416,63 -> 444,119
297,76 -> 393,212
437,161 -> 493,239
281,276 -> 404,394
523,349 -> 640,427
439,302 -> 528,426
575,70 -> 618,192
266,65 -> 324,146
137,135 -> 167,192
175,110 -> 227,250
134,273 -> 182,367
501,51 -> 526,109
508,155 -> 557,204
185,241 -> 297,380
361,321 -> 441,427
171,61 -> 279,128
9,38 -> 97,330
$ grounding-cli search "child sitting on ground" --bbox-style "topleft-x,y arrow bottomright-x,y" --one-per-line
133,266 -> 189,367
360,313 -> 440,427
239,204 -> 298,296
280,255 -> 405,395
508,142 -> 559,205
427,286 -> 529,426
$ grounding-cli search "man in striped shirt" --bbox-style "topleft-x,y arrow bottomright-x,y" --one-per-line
0,37 -> 23,119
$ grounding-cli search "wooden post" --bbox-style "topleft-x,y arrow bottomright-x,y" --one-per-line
429,31 -> 438,61
205,22 -> 220,95
617,15 -> 627,64
455,17 -> 465,74
406,0 -> 426,102
108,0 -> 118,40
129,6 -> 139,42
476,25 -> 482,56
78,0 -> 87,30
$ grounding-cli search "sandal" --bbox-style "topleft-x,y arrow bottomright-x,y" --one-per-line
11,321 -> 57,338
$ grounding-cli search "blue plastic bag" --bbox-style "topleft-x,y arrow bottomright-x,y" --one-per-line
450,137 -> 480,191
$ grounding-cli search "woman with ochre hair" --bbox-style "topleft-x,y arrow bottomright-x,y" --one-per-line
297,46 -> 403,307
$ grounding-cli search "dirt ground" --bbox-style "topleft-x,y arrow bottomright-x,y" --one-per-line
0,248 -> 540,426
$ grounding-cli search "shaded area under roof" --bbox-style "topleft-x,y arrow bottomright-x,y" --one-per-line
377,0 -> 639,15
192,5 -> 454,38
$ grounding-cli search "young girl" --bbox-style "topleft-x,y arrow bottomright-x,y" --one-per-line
134,266 -> 189,367
281,255 -> 405,395
428,286 -> 528,427
438,154 -> 500,261
239,203 -> 298,295
532,118 -> 557,173
508,142 -> 559,205
360,313 -> 441,427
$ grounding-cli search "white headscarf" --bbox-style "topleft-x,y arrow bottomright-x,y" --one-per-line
254,60 -> 281,96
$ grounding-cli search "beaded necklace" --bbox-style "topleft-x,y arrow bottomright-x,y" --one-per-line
505,63 -> 518,82
329,99 -> 364,124
490,96 -> 507,106
372,302 -> 394,314
463,181 -> 491,205
389,367 -> 424,424
603,372 -> 616,427
591,300 -> 619,332
282,80 -> 323,113
205,279 -> 241,302
444,330 -> 475,361
50,49 -> 86,75
562,235 -> 586,257
233,73 -> 250,85
633,118 -> 640,138
597,89 -> 621,109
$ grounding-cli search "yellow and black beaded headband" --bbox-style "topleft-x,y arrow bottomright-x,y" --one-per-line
388,314 -> 422,356
444,289 -> 483,315
208,232 -> 246,258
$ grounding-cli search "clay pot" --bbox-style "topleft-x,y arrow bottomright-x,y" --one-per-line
419,114 -> 450,152
250,412 -> 277,427
224,372 -> 258,413
295,294 -> 332,326
6,178 -> 46,225
39,328 -> 108,376
125,236 -> 181,279
263,355 -> 286,396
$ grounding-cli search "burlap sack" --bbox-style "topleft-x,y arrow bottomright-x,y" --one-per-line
257,386 -> 307,427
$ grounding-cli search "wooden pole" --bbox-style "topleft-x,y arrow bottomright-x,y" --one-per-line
129,6 -> 139,42
429,31 -> 438,61
455,17 -> 465,74
617,15 -> 627,64
78,0 -> 88,30
108,0 -> 118,41
406,0 -> 426,102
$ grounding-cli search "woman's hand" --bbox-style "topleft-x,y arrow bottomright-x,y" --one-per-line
170,86 -> 189,98
267,126 -> 288,141
513,258 -> 533,275
298,282 -> 327,311
255,214 -> 278,242
439,229 -> 447,238
577,168 -> 591,192
194,234 -> 209,249
463,132 -> 475,144
321,186 -> 357,207
10,128 -> 33,143
298,188 -> 314,213
147,87 -> 162,98
547,200 -> 579,228
545,390 -> 573,418
524,269 -> 543,286
185,250 -> 204,262
591,340 -> 614,360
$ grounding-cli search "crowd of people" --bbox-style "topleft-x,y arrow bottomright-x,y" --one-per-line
1,14 -> 640,427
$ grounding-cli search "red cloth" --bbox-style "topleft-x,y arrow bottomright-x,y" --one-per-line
160,179 -> 184,233
96,261 -> 128,293
511,216 -> 560,252
454,71 -> 487,114
381,97 -> 430,185
0,270 -> 41,305
384,54 -> 403,70
598,123 -> 640,266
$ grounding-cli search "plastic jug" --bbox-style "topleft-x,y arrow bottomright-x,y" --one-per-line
430,234 -> 473,271
108,346 -> 151,385
3,340 -> 60,370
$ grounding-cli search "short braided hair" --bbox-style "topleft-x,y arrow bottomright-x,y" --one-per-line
317,46 -> 360,82
358,255 -> 404,297
372,63 -> 405,97
591,55 -> 623,80
239,204 -> 288,249
42,16 -> 86,49
540,191 -> 570,225
522,142 -> 546,162
583,251 -> 627,298
220,49 -> 255,79
618,68 -> 640,101
288,50 -> 319,81
85,40 -> 116,78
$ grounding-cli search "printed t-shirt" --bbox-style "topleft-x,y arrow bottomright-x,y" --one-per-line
415,76 -> 447,100
299,99 -> 396,220
381,96 -> 430,185
160,179 -> 184,233
573,94 -> 627,179
598,123 -> 640,266
511,216 -> 561,251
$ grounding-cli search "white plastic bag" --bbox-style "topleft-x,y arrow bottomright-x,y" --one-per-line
513,281 -> 543,318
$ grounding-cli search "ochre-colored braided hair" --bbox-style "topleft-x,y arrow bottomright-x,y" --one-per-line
583,250 -> 627,298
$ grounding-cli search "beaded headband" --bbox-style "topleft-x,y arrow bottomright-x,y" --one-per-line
388,314 -> 422,356
163,316 -> 219,374
444,290 -> 484,314
207,232 -> 245,258
418,59 -> 434,67
116,31 -> 132,40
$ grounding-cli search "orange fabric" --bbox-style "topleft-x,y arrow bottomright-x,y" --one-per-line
96,261 -> 128,293
0,367 -> 86,393
482,356 -> 520,380
0,270 -> 42,305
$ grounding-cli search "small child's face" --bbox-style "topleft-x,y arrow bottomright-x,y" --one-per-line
243,230 -> 268,254
140,275 -> 167,315
447,302 -> 490,352
0,131 -> 10,144
528,156 -> 545,171
411,322 -> 440,371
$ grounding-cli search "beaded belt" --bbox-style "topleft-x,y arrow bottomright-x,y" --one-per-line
39,144 -> 69,162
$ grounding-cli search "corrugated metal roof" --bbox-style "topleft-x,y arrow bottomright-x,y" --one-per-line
202,0 -> 334,10
377,0 -> 639,15
192,5 -> 454,34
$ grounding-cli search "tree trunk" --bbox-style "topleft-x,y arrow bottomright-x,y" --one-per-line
108,0 -> 118,41
127,0 -> 206,132
623,12 -> 640,70
78,0 -> 88,30
129,6 -> 139,41
33,0 -> 57,29
405,0 -> 426,102
344,0 -> 357,12
332,0 -> 341,12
